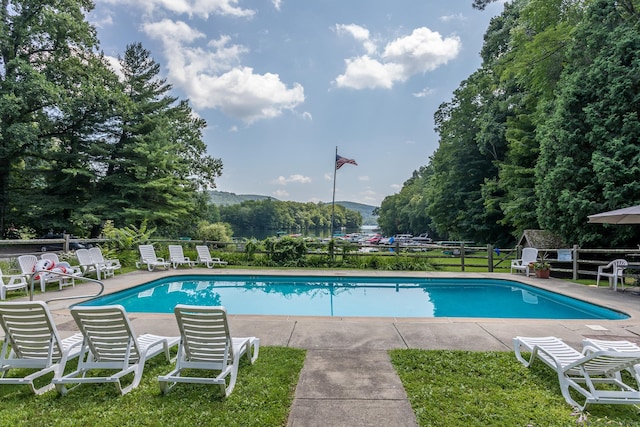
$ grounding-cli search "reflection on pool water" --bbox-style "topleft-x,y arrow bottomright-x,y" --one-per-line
78,275 -> 628,320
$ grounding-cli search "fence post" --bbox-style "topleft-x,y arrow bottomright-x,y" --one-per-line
460,242 -> 465,272
515,245 -> 522,260
573,244 -> 579,280
487,244 -> 493,272
63,234 -> 70,252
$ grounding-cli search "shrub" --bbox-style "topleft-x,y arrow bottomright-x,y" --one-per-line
264,237 -> 307,266
195,221 -> 232,243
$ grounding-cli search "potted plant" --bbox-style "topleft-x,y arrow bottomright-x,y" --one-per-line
533,261 -> 551,279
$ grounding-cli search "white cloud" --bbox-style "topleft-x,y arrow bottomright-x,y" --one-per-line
359,189 -> 379,203
335,24 -> 376,55
104,55 -> 124,80
383,27 -> 461,74
413,87 -> 435,98
272,0 -> 283,11
143,19 -> 305,123
273,189 -> 289,198
90,12 -> 113,29
334,56 -> 403,90
358,176 -> 370,181
440,13 -> 467,22
274,175 -> 312,185
100,0 -> 255,19
334,26 -> 461,90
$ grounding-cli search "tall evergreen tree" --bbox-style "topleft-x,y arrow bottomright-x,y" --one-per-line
90,43 -> 222,232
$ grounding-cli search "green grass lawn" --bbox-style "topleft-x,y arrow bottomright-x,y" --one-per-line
0,346 -> 306,427
390,349 -> 640,427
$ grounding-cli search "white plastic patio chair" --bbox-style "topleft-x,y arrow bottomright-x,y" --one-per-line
583,338 -> 640,383
513,336 -> 640,410
88,247 -> 121,279
40,253 -> 82,289
158,305 -> 259,397
195,245 -> 228,268
52,305 -> 179,396
510,247 -> 538,277
597,259 -> 628,291
17,255 -> 45,292
75,248 -> 97,278
0,301 -> 84,394
0,267 -> 28,300
136,245 -> 170,271
168,245 -> 196,269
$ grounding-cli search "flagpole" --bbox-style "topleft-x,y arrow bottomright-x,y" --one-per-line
331,146 -> 338,239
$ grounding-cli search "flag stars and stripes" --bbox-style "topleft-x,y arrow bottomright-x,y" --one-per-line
336,154 -> 357,170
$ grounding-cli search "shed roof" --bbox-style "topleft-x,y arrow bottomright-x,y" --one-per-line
517,229 -> 567,249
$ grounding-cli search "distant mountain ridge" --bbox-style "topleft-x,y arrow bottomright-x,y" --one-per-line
208,191 -> 378,225
208,190 -> 276,205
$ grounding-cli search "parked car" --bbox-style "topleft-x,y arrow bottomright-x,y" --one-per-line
37,234 -> 88,252
378,236 -> 392,245
366,234 -> 382,244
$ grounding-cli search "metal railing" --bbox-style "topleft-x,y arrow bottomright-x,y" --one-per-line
26,270 -> 105,303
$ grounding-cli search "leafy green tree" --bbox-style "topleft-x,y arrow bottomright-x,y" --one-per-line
34,54 -> 125,235
195,221 -> 233,242
377,167 -> 434,237
536,0 -> 640,246
472,0 -> 499,10
218,199 -> 362,234
427,71 -> 506,243
0,0 -> 99,234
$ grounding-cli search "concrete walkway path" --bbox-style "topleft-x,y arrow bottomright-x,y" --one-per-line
287,350 -> 418,427
33,269 -> 640,427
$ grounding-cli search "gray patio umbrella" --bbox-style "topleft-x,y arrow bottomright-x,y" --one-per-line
588,205 -> 640,224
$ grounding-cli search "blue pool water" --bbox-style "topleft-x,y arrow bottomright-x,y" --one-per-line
78,275 -> 628,319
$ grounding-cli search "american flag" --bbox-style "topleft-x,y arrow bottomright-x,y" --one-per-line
336,154 -> 357,170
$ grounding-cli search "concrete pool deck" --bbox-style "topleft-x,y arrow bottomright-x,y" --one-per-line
26,269 -> 640,427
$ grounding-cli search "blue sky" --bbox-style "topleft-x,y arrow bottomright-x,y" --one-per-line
89,1 -> 506,207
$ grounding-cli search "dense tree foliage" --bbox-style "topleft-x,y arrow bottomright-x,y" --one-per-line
0,3 -> 222,237
0,0 -> 99,234
219,199 -> 362,235
536,0 -> 640,246
379,0 -> 640,247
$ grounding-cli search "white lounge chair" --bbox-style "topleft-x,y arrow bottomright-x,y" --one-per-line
53,305 -> 179,396
510,247 -> 538,277
158,305 -> 259,397
583,338 -> 640,382
168,245 -> 196,269
195,245 -> 228,268
513,336 -> 640,409
88,247 -> 121,279
136,245 -> 170,271
0,301 -> 84,394
0,267 -> 28,300
17,255 -> 45,293
19,254 -> 81,292
75,248 -> 97,278
40,253 -> 82,289
597,259 -> 628,291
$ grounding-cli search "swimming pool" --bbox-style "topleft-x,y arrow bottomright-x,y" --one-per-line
78,275 -> 628,320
